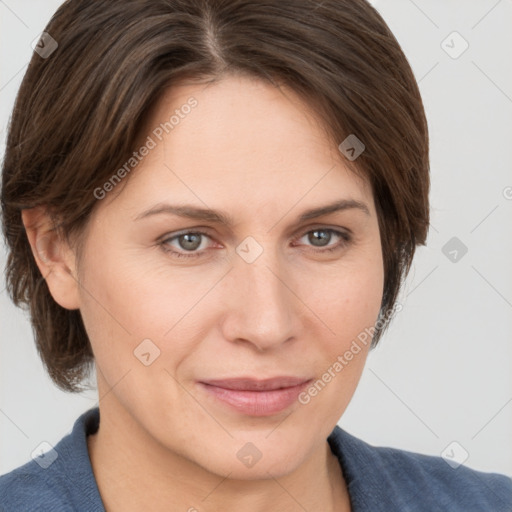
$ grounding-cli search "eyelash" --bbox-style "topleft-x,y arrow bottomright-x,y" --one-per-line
159,227 -> 352,260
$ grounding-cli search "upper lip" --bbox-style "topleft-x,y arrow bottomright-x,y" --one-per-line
199,376 -> 312,391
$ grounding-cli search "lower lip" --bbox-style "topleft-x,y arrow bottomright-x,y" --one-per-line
198,381 -> 311,416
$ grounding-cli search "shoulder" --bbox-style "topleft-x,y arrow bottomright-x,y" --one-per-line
0,407 -> 104,512
0,459 -> 70,512
328,426 -> 512,512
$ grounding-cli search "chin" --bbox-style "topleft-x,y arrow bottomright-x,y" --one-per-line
221,457 -> 303,482
194,438 -> 309,481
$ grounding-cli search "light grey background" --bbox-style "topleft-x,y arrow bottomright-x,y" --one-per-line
1,0 -> 511,477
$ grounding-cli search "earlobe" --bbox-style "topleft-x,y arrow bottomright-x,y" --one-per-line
21,207 -> 81,310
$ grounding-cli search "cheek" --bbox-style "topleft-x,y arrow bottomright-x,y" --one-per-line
77,244 -> 220,373
79,223 -> 383,378
295,259 -> 383,422
303,252 -> 384,347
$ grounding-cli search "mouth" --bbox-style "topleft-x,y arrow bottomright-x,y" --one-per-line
197,376 -> 313,416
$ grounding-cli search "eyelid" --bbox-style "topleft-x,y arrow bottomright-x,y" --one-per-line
294,222 -> 353,237
159,228 -> 216,249
293,226 -> 352,249
159,225 -> 352,260
159,224 -> 350,246
160,222 -> 352,242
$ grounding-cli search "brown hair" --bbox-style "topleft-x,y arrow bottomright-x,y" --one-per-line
1,0 -> 429,392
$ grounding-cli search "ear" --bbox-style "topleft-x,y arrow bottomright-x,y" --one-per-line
21,207 -> 81,310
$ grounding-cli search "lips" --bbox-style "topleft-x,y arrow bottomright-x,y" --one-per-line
200,376 -> 310,391
197,376 -> 312,416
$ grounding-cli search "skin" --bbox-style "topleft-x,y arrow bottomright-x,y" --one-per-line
22,74 -> 384,512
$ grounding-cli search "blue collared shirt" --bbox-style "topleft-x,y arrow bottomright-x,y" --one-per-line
1,407 -> 511,511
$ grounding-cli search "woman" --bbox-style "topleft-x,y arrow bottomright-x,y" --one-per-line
1,0 -> 510,510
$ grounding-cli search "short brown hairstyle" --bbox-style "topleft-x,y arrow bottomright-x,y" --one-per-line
1,0 -> 429,392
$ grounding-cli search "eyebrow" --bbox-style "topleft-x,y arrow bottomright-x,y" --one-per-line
134,198 -> 370,225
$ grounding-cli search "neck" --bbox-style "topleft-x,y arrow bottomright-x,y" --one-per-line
87,399 -> 351,512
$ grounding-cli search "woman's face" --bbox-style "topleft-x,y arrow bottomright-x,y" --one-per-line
76,75 -> 384,479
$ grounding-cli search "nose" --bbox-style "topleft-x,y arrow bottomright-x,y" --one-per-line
220,245 -> 301,352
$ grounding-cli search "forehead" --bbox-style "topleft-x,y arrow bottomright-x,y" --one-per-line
97,74 -> 374,219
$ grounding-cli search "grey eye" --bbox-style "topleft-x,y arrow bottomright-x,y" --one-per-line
177,233 -> 203,251
307,229 -> 332,247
